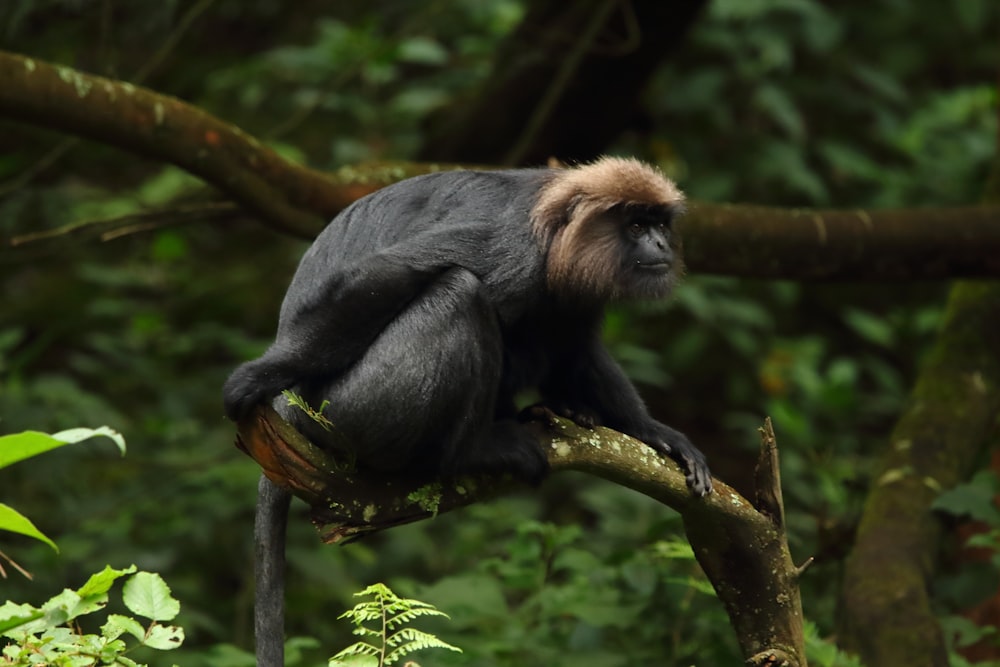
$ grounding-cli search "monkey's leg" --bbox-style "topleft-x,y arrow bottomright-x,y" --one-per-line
275,265 -> 547,482
254,474 -> 292,667
224,251 -> 453,421
448,418 -> 550,485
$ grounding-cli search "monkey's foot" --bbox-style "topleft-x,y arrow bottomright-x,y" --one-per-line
519,402 -> 601,429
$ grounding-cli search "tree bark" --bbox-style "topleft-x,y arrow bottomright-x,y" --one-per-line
0,50 -> 335,238
838,281 -> 1000,666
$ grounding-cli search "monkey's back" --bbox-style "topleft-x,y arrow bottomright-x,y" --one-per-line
280,169 -> 555,326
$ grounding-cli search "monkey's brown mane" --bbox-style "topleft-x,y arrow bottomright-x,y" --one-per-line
531,157 -> 685,300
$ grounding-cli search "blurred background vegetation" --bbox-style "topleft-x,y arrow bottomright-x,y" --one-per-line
0,1 -> 997,665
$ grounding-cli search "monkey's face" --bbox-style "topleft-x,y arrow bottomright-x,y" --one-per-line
545,202 -> 683,304
611,204 -> 683,301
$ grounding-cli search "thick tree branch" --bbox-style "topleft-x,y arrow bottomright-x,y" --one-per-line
236,406 -> 807,666
682,201 -> 1000,280
3,50 -> 1000,283
0,50 -> 340,237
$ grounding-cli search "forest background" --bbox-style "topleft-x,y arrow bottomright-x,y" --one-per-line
1,1 -> 999,666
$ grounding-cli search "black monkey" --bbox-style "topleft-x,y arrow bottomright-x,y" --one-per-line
224,157 -> 712,495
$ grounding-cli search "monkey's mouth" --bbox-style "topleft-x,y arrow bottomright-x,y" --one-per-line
635,261 -> 672,273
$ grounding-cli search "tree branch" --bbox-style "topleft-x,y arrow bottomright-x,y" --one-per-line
682,201 -> 1000,280
0,50 -> 341,237
3,49 -> 1000,282
235,406 -> 807,666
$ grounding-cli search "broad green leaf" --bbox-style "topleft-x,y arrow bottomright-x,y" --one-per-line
0,602 -> 43,636
41,589 -> 84,625
0,503 -> 57,551
932,471 -> 1000,524
0,427 -> 125,469
142,623 -> 185,650
77,565 -> 138,599
103,614 -> 146,642
123,572 -> 180,621
52,427 -> 126,455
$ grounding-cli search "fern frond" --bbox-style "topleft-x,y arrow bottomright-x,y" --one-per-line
331,583 -> 461,667
384,628 -> 462,664
330,640 -> 382,660
281,390 -> 335,431
339,605 -> 384,623
385,607 -> 450,628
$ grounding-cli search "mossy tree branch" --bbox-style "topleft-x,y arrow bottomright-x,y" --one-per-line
3,50 -> 1000,283
237,407 -> 807,667
0,50 -> 338,238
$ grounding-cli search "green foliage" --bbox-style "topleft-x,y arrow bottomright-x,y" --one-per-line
407,514 -> 738,666
283,390 -> 334,431
650,0 -> 998,207
329,583 -> 461,667
931,472 -> 1000,663
804,620 -> 866,667
0,427 -> 125,470
0,428 -> 126,555
0,0 -> 993,663
933,471 -> 1000,526
202,2 -> 523,166
941,615 -> 1000,667
0,566 -> 184,666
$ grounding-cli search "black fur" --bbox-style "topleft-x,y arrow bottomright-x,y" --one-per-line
223,167 -> 712,494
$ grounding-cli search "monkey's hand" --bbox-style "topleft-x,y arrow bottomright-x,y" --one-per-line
636,426 -> 713,497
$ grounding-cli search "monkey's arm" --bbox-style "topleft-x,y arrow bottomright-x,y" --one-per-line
542,336 -> 713,496
223,248 -> 452,420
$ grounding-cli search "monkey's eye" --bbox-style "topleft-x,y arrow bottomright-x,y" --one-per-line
628,222 -> 645,238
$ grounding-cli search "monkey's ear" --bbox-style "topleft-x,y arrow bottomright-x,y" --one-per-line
547,156 -> 567,169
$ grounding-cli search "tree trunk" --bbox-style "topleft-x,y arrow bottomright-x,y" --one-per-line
838,283 -> 1000,666
418,0 -> 707,165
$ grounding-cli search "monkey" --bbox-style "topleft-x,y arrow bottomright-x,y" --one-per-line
226,157 -> 714,666
224,156 -> 713,496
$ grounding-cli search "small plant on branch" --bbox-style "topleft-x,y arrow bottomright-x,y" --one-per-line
329,583 -> 461,667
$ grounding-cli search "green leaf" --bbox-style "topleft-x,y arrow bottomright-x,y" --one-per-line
385,627 -> 462,663
329,652 -> 379,667
0,602 -> 43,636
0,503 -> 58,551
52,427 -> 126,455
754,85 -> 804,140
77,565 -> 139,600
330,641 -> 381,662
135,167 -> 202,207
0,427 -> 125,469
397,36 -> 448,65
932,471 -> 1000,524
103,614 -> 146,641
123,572 -> 181,621
842,309 -> 894,347
142,623 -> 185,650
